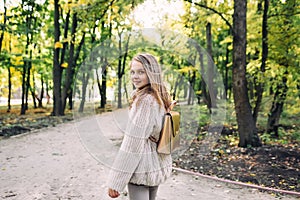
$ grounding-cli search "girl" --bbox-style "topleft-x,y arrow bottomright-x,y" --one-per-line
107,53 -> 172,200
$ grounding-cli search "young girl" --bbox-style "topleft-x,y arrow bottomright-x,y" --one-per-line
107,53 -> 172,200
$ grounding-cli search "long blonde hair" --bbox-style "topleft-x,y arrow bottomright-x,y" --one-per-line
130,53 -> 171,111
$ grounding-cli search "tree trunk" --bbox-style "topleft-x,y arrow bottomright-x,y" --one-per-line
96,67 -> 102,108
253,0 -> 269,125
62,13 -> 78,112
7,66 -> 11,112
78,42 -> 93,113
123,75 -> 129,104
117,32 -> 131,108
20,65 -> 27,115
267,71 -> 288,136
21,50 -> 29,114
68,88 -> 73,110
21,6 -> 31,115
38,75 -> 44,108
69,33 -> 85,110
206,22 -> 217,110
7,33 -> 12,113
232,0 -> 261,147
79,72 -> 89,113
117,34 -> 123,109
192,42 -> 210,107
25,53 -> 32,110
117,75 -> 122,108
46,78 -> 50,104
60,10 -> 70,67
0,0 -> 7,53
187,71 -> 196,105
30,68 -> 37,109
101,60 -> 107,108
52,0 -> 63,116
173,73 -> 183,101
97,20 -> 109,109
224,43 -> 230,99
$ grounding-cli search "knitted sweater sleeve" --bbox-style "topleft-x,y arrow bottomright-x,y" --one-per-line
107,94 -> 157,192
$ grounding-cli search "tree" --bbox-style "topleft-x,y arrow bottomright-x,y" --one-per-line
0,0 -> 7,53
117,29 -> 131,108
206,22 -> 217,111
232,0 -> 261,147
52,0 -> 63,116
266,0 -> 299,136
252,0 -> 269,125
14,0 -> 44,114
183,0 -> 261,147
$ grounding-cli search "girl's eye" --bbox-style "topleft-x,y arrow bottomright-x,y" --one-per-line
130,70 -> 145,76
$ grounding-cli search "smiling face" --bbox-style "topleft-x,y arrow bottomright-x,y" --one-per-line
130,60 -> 150,89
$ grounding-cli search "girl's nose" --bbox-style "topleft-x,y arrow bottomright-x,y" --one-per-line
131,73 -> 139,79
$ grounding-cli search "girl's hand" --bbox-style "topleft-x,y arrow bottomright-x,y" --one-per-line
108,188 -> 120,198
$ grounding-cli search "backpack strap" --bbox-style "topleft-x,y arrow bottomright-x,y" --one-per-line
149,100 -> 177,143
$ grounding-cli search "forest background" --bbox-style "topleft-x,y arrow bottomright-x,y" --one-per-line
0,0 -> 299,195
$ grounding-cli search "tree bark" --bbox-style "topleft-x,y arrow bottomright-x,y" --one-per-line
187,70 -> 196,105
173,72 -> 183,101
79,73 -> 88,113
117,31 -> 130,108
100,59 -> 107,108
7,66 -> 11,112
117,32 -> 123,109
68,32 -> 85,110
26,50 -> 35,109
60,10 -> 70,67
30,67 -> 37,109
62,13 -> 78,112
267,71 -> 288,136
52,0 -> 63,116
192,41 -> 209,107
206,22 -> 217,110
38,75 -> 44,108
7,34 -> 12,113
46,79 -> 50,104
232,0 -> 261,147
20,2 -> 32,115
253,0 -> 269,125
224,43 -> 230,99
20,63 -> 27,115
0,0 -> 7,53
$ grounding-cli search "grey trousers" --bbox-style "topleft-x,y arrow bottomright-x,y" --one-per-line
128,183 -> 159,200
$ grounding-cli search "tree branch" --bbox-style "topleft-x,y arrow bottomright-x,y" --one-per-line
183,0 -> 233,32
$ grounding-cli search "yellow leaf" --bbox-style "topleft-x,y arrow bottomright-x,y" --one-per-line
61,63 -> 68,68
195,90 -> 202,95
55,42 -> 63,49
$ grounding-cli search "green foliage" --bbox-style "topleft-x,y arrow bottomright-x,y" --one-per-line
0,0 -> 299,146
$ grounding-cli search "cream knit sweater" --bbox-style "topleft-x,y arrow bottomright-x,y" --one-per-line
107,93 -> 172,192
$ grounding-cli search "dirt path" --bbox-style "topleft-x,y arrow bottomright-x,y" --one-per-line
0,110 -> 297,200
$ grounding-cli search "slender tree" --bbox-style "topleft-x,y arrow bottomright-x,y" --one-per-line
232,0 -> 261,147
62,12 -> 78,112
253,0 -> 269,125
266,0 -> 298,135
206,22 -> 217,111
0,0 -> 7,53
52,0 -> 63,116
